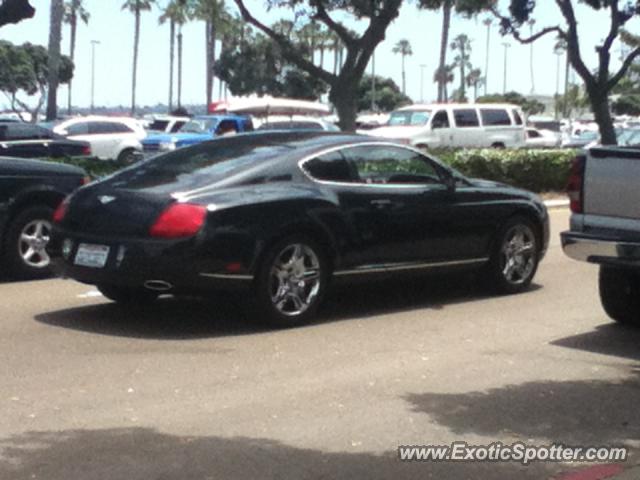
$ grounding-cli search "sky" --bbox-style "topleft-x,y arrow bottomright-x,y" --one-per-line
0,0 -> 637,110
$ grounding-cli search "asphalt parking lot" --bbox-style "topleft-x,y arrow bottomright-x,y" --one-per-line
1,208 -> 639,480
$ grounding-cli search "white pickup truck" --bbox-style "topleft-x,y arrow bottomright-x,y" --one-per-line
561,147 -> 640,325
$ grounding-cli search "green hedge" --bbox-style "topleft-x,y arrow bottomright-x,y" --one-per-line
430,148 -> 576,192
47,148 -> 576,193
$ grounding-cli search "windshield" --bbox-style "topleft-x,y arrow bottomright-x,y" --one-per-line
387,110 -> 431,127
179,119 -> 216,134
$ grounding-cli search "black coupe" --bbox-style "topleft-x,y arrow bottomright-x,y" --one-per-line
0,121 -> 91,158
49,132 -> 549,326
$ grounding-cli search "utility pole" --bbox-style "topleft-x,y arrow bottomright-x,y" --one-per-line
420,64 -> 427,103
502,42 -> 510,94
528,19 -> 536,94
483,18 -> 492,96
370,51 -> 376,112
90,40 -> 100,114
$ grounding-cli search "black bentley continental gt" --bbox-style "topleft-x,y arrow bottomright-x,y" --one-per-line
49,131 -> 549,326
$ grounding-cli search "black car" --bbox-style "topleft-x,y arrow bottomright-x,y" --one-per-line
1,156 -> 87,279
49,132 -> 549,326
0,122 -> 91,158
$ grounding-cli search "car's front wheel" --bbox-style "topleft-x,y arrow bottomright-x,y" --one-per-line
254,236 -> 328,327
599,266 -> 640,326
97,284 -> 159,304
484,216 -> 539,294
3,205 -> 54,279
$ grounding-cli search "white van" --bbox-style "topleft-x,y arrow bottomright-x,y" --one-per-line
366,103 -> 526,148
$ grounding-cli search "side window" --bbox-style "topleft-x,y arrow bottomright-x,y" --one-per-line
216,120 -> 239,134
453,109 -> 480,128
512,109 -> 524,125
89,122 -> 133,134
170,121 -> 186,133
5,124 -> 44,140
110,122 -> 134,133
342,146 -> 442,185
431,110 -> 450,129
480,108 -> 512,126
66,122 -> 89,135
527,129 -> 540,139
303,151 -> 353,183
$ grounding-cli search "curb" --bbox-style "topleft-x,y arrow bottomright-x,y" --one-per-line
544,199 -> 570,209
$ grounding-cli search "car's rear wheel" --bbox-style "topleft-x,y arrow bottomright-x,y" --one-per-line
253,236 -> 328,327
484,216 -> 539,294
599,266 -> 640,326
97,284 -> 159,304
117,148 -> 138,164
3,205 -> 54,280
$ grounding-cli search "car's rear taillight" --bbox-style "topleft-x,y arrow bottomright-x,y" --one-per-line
81,145 -> 91,156
566,154 -> 586,213
149,203 -> 207,238
53,196 -> 71,223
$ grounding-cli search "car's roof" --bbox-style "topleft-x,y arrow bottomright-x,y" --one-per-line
397,103 -> 522,112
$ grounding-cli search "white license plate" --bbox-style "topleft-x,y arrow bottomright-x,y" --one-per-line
74,243 -> 110,268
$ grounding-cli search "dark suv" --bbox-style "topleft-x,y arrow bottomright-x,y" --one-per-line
0,156 -> 87,279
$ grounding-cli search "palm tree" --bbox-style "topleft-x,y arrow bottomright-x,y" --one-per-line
436,0 -> 453,102
63,0 -> 90,115
450,33 -> 472,101
159,0 -> 190,111
193,0 -> 227,107
466,68 -> 483,101
392,39 -> 412,95
122,0 -> 156,116
46,0 -> 64,121
433,64 -> 454,102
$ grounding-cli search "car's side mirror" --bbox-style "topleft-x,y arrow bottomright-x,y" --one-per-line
443,172 -> 456,192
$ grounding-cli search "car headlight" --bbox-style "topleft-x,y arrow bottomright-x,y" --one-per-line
158,141 -> 177,151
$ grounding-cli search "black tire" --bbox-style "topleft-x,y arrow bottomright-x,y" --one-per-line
252,236 -> 329,328
599,266 -> 640,326
3,205 -> 55,280
491,142 -> 506,149
483,216 -> 540,294
117,148 -> 138,165
97,284 -> 159,304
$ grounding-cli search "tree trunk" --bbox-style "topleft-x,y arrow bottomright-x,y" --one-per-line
131,3 -> 140,117
46,0 -> 64,121
589,87 -> 616,145
437,1 -> 452,102
177,26 -> 183,108
67,3 -> 77,115
168,19 -> 175,111
330,81 -> 358,131
401,54 -> 406,95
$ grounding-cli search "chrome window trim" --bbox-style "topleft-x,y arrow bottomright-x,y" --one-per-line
297,141 -> 451,189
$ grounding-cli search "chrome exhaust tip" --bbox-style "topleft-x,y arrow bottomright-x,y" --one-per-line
144,280 -> 173,292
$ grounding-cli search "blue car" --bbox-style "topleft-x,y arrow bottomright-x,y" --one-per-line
142,114 -> 254,154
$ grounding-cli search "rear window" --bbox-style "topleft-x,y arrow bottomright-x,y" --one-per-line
89,122 -> 133,134
2,124 -> 51,140
480,109 -> 512,126
148,120 -> 169,131
453,109 -> 480,127
108,138 -> 292,192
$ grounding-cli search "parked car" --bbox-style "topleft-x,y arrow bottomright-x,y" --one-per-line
144,115 -> 190,134
525,128 -> 561,148
141,114 -> 253,155
0,156 -> 87,279
364,103 -> 527,149
562,147 -> 640,326
49,131 -> 549,327
256,116 -> 340,131
53,116 -> 145,162
0,122 -> 91,158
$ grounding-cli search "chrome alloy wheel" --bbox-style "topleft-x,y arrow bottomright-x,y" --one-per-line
500,224 -> 536,285
268,243 -> 321,317
18,219 -> 52,268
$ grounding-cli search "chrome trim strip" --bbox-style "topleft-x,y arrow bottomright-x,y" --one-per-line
297,141 -> 452,189
333,257 -> 489,276
199,273 -> 253,280
561,232 -> 640,263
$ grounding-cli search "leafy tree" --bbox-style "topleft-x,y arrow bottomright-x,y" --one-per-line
494,0 -> 640,145
233,0 -> 404,130
477,91 -> 544,115
122,0 -> 157,116
63,0 -> 90,115
46,0 -> 64,121
358,75 -> 411,112
0,41 -> 73,121
0,0 -> 35,28
214,31 -> 328,100
450,33 -> 472,101
392,39 -> 412,95
419,0 -> 495,102
612,94 -> 640,116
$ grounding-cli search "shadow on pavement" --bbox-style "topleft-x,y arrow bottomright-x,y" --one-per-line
551,323 -> 640,362
0,427 -> 559,480
404,371 -> 640,446
33,273 -> 541,340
